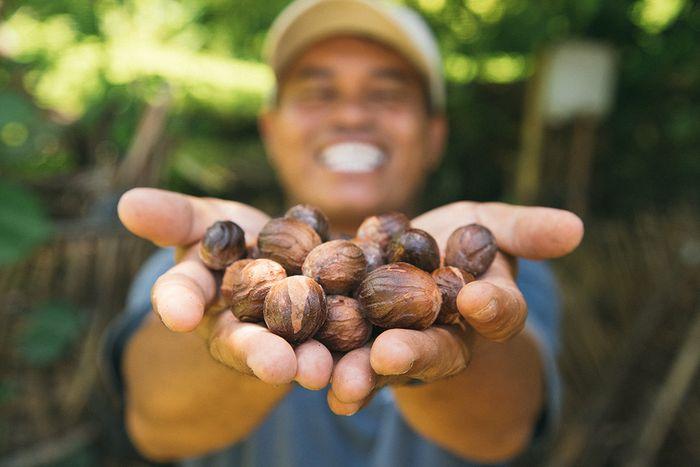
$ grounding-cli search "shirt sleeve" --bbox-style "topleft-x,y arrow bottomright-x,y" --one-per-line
99,248 -> 175,406
516,259 -> 563,443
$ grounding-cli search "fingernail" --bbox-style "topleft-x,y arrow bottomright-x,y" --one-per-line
396,358 -> 414,375
392,341 -> 415,375
474,298 -> 498,323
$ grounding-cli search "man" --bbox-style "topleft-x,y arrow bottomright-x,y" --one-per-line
105,0 -> 584,465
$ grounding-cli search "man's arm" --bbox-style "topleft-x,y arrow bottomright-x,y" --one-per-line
116,189 -> 334,461
327,201 -> 581,462
391,331 -> 544,462
123,313 -> 291,461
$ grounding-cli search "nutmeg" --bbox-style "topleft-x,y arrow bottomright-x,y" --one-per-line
301,240 -> 367,295
314,296 -> 372,352
223,259 -> 287,322
257,218 -> 322,275
352,239 -> 385,273
356,212 -> 410,253
263,276 -> 327,345
199,221 -> 247,270
221,259 -> 254,302
246,244 -> 261,259
431,266 -> 475,325
444,224 -> 498,277
284,204 -> 330,241
386,228 -> 440,272
356,262 -> 441,330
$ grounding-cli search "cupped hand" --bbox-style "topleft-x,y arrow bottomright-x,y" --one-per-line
118,187 -> 334,390
328,201 -> 584,415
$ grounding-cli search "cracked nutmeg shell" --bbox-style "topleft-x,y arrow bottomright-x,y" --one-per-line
314,296 -> 372,352
386,228 -> 441,273
356,212 -> 411,253
356,262 -> 441,330
257,218 -> 322,275
352,239 -> 385,273
199,221 -> 247,270
444,224 -> 498,277
223,259 -> 287,322
431,266 -> 475,325
302,240 -> 367,295
284,204 -> 330,242
264,276 -> 327,345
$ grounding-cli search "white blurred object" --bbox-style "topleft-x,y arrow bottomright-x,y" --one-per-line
541,41 -> 617,124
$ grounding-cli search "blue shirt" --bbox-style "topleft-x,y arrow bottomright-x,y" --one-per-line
102,249 -> 561,467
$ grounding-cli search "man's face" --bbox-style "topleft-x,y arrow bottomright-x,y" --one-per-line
260,36 -> 446,225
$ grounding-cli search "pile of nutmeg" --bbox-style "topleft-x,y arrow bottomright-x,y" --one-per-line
198,205 -> 497,352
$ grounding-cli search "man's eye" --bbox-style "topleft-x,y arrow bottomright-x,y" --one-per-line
368,89 -> 408,104
300,88 -> 336,103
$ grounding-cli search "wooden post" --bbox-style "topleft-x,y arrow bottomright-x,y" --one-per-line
511,53 -> 547,205
566,116 -> 599,218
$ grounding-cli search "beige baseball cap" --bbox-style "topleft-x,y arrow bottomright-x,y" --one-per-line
263,0 -> 446,111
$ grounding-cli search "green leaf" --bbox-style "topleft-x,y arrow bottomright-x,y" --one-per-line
0,180 -> 52,266
0,379 -> 19,406
15,301 -> 85,367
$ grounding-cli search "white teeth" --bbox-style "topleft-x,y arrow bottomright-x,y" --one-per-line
320,142 -> 386,173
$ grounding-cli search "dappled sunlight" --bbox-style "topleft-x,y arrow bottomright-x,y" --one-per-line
631,0 -> 687,34
480,54 -> 529,83
444,53 -> 478,83
465,0 -> 505,23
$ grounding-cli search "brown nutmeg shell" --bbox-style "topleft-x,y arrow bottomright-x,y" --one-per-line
356,262 -> 441,330
264,276 -> 327,345
257,218 -> 322,275
356,212 -> 410,253
444,224 -> 498,277
221,259 -> 254,302
352,239 -> 385,273
223,259 -> 287,322
386,228 -> 440,272
284,204 -> 330,241
314,296 -> 372,352
199,221 -> 247,270
431,266 -> 475,325
302,240 -> 367,295
246,244 -> 261,259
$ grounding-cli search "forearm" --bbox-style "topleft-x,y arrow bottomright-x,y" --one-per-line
123,313 -> 290,461
392,329 -> 544,463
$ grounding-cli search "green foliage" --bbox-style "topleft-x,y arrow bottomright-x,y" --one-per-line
0,379 -> 19,406
0,0 -> 697,230
50,447 -> 97,467
0,180 -> 52,265
14,301 -> 85,367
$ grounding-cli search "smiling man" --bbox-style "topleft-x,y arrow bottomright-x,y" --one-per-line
104,1 -> 583,466
262,34 -> 445,230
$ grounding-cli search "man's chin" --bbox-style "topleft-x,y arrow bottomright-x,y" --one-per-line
317,196 -> 388,222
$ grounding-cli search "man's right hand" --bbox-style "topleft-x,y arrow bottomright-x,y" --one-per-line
118,187 -> 333,390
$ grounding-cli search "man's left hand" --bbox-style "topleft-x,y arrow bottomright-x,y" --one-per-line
327,201 -> 583,415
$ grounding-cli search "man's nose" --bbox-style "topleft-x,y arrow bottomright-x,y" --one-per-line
330,96 -> 374,131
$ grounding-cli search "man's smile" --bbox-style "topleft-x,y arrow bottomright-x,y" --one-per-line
316,141 -> 389,174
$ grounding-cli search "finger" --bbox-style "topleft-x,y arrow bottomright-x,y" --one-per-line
327,388 -> 366,416
208,313 -> 297,385
456,253 -> 527,341
151,247 -> 217,332
475,202 -> 584,259
118,188 -> 269,247
330,347 -> 377,404
370,327 -> 471,382
294,339 -> 333,390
